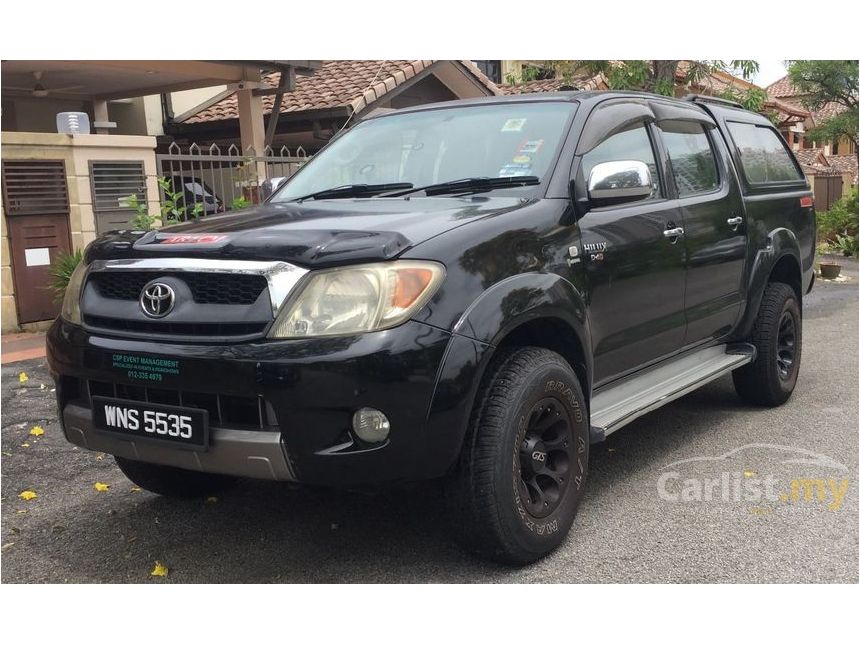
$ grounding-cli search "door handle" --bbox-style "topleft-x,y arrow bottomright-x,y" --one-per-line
663,227 -> 685,242
727,216 -> 743,230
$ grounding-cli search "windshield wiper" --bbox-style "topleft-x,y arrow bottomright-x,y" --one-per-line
382,176 -> 540,198
291,182 -> 413,202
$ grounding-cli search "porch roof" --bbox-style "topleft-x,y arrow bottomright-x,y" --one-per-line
1,60 -> 320,101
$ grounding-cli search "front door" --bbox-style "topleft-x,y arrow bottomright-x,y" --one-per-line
2,160 -> 72,323
575,117 -> 687,387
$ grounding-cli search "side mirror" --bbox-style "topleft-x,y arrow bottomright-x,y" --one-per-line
262,176 -> 288,200
587,160 -> 653,206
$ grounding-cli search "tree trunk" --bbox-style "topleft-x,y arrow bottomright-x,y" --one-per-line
651,60 -> 681,94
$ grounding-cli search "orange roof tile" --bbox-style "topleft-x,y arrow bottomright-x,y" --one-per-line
183,60 -> 500,124
826,154 -> 859,184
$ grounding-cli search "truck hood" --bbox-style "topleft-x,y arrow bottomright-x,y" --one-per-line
85,196 -> 529,267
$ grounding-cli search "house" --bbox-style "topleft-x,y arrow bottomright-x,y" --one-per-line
793,149 -> 854,211
766,75 -> 857,157
171,60 -> 502,152
1,60 -> 321,333
1,60 -> 504,333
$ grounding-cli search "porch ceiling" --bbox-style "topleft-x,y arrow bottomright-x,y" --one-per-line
1,60 -> 320,101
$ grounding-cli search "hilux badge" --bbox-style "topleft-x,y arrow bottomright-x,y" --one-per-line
140,282 -> 176,318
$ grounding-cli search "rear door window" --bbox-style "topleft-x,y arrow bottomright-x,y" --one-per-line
726,122 -> 803,184
660,121 -> 719,196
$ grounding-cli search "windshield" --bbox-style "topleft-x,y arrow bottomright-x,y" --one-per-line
271,101 -> 576,201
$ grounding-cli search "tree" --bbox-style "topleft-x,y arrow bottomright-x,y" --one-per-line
786,60 -> 858,148
549,60 -> 763,110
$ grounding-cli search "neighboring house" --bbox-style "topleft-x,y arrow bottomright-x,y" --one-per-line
791,149 -> 855,210
499,64 -> 810,136
173,60 -> 502,152
766,75 -> 857,156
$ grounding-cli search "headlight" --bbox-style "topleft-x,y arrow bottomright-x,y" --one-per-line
60,261 -> 88,325
268,260 -> 445,338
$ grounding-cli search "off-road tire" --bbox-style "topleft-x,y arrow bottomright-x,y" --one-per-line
114,456 -> 236,498
733,281 -> 802,406
446,347 -> 589,564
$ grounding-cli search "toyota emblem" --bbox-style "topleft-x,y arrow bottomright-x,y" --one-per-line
140,282 -> 176,318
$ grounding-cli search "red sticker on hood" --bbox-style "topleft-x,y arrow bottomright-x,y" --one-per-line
158,234 -> 229,245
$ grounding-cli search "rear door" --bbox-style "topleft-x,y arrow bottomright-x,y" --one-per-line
573,100 -> 687,386
653,104 -> 748,344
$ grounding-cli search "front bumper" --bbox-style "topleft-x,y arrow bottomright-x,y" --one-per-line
47,318 -> 454,486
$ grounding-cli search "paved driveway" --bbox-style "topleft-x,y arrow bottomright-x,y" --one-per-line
2,263 -> 857,583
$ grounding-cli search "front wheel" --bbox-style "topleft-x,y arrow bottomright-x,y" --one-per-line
733,281 -> 802,406
446,347 -> 589,564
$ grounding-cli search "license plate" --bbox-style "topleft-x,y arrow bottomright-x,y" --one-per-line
92,396 -> 209,450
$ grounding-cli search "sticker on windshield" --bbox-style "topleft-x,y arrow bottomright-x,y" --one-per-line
519,139 -> 544,154
501,118 -> 527,132
498,163 -> 533,178
512,155 -> 532,164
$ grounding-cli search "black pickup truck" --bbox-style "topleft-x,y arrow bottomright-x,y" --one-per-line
47,91 -> 815,563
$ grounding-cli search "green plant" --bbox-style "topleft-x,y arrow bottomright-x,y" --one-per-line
125,176 -> 204,231
835,233 -> 859,258
787,60 -> 858,148
48,248 -> 84,302
553,60 -> 759,97
230,195 -> 251,210
817,187 -> 859,244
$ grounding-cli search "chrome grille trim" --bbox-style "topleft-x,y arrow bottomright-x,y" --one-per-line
86,257 -> 309,317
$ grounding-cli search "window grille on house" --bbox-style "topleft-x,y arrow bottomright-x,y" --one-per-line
1,160 -> 69,217
89,161 -> 147,233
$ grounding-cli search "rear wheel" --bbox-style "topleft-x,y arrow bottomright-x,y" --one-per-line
446,347 -> 589,564
114,456 -> 235,498
733,281 -> 802,406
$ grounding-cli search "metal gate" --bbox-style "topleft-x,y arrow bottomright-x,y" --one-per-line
1,159 -> 72,323
156,143 -> 308,220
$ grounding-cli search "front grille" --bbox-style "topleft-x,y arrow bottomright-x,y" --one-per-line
89,271 -> 267,305
83,315 -> 267,337
74,379 -> 278,430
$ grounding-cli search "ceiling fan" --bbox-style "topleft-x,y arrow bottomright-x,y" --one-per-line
5,71 -> 85,97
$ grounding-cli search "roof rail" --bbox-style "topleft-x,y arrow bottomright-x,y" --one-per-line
683,94 -> 745,109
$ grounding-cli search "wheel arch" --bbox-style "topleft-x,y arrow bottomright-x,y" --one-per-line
421,273 -> 592,479
734,227 -> 803,341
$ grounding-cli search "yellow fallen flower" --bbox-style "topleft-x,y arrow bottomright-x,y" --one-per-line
151,561 -> 169,577
94,482 -> 110,492
30,426 -> 45,437
19,490 -> 38,501
18,372 -> 29,383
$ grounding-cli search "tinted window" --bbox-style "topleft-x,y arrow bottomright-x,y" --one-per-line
581,123 -> 661,200
661,122 -> 719,196
727,122 -> 803,183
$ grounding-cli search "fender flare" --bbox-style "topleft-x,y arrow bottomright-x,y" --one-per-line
734,227 -> 802,340
419,272 -> 591,479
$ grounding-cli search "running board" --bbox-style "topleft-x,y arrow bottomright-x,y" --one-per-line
590,343 -> 755,442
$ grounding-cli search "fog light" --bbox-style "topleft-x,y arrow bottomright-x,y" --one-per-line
352,407 -> 390,443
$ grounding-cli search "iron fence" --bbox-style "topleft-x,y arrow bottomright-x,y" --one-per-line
155,142 -> 309,220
